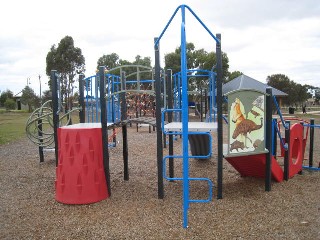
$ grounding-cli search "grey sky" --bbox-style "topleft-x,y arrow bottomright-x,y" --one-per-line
0,0 -> 319,95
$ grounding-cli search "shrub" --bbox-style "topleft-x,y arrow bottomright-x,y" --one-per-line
4,99 -> 16,110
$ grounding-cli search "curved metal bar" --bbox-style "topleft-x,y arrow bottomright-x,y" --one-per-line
185,5 -> 220,44
154,5 -> 181,47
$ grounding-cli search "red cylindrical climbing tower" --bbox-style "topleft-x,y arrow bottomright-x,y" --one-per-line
55,123 -> 109,204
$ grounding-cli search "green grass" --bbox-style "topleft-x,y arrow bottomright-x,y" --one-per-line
0,111 -> 30,145
0,108 -> 318,146
288,113 -> 320,122
0,110 -> 80,145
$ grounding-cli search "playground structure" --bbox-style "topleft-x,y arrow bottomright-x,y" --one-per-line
223,89 -> 313,184
81,65 -> 159,137
24,4 -> 320,229
54,65 -> 162,199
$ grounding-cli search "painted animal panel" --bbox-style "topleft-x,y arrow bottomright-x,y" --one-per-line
230,140 -> 245,152
232,117 -> 263,146
253,139 -> 262,149
231,98 -> 245,126
252,95 -> 264,111
249,109 -> 260,118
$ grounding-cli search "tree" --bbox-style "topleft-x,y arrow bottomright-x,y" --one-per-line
97,53 -> 151,75
97,53 -> 152,89
267,74 -> 291,95
164,42 -> 230,82
97,53 -> 120,70
267,74 -> 310,107
21,86 -> 40,112
164,42 -> 230,100
132,55 -> 151,67
294,83 -> 310,107
315,88 -> 320,104
41,90 -> 52,105
165,43 -> 200,74
126,55 -> 152,81
4,99 -> 16,110
0,89 -> 14,107
227,71 -> 243,82
46,36 -> 85,111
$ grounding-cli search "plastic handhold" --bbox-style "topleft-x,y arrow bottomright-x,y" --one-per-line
75,131 -> 80,152
69,147 -> 74,166
76,174 -> 82,194
82,154 -> 88,175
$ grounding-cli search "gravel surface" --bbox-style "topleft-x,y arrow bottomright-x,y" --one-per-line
1,125 -> 319,239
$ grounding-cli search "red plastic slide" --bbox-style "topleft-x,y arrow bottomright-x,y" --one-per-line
225,153 -> 284,182
225,123 -> 304,182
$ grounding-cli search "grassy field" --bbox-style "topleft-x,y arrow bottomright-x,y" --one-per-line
0,110 -> 80,145
0,111 -> 30,145
0,109 -> 319,146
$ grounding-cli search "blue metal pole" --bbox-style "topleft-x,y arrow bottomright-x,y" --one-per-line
177,74 -> 180,122
284,120 -> 291,181
272,118 -> 279,156
180,5 -> 189,229
212,73 -> 216,122
216,34 -> 223,199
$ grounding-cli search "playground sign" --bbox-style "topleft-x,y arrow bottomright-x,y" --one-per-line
226,89 -> 267,156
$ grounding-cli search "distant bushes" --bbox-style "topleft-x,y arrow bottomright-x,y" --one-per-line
4,99 -> 15,110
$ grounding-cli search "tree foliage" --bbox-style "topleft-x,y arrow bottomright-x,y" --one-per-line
127,55 -> 152,80
97,53 -> 152,89
315,89 -> 320,103
267,74 -> 311,107
4,99 -> 16,110
97,53 -> 120,70
41,90 -> 52,105
21,86 -> 40,112
163,42 -> 230,99
164,42 -> 230,82
0,89 -> 14,107
46,36 -> 85,110
227,71 -> 243,82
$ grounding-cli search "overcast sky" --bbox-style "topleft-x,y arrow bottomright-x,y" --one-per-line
1,0 -> 319,96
